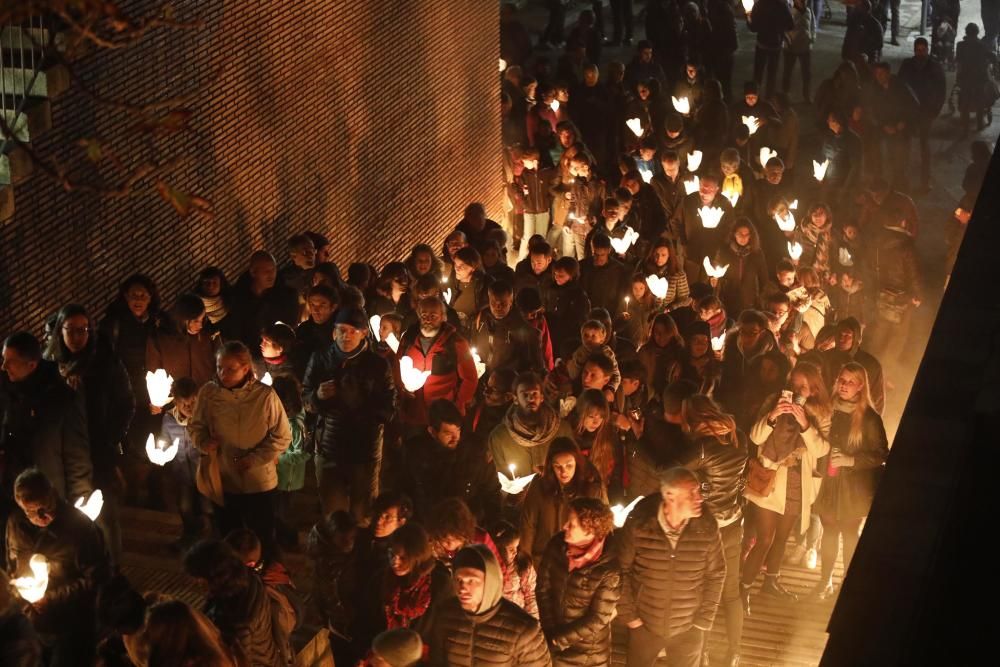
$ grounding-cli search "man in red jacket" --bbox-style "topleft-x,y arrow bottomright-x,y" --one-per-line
397,297 -> 479,430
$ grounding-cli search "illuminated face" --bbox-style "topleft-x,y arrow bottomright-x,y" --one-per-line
584,68 -> 599,86
413,251 -> 433,276
504,537 -> 520,564
838,328 -> 855,351
621,377 -> 641,396
591,247 -> 611,266
637,84 -> 650,100
516,383 -> 544,414
125,285 -> 152,319
791,371 -> 812,399
530,253 -> 552,275
777,270 -> 796,288
689,334 -> 709,358
745,93 -> 758,107
835,371 -> 863,401
661,480 -> 703,520
2,346 -> 37,382
186,313 -> 206,336
582,326 -> 607,348
721,161 -> 738,177
582,362 -> 610,390
811,208 -> 829,228
431,421 -> 461,449
216,355 -> 251,388
562,510 -> 594,545
765,166 -> 784,185
17,495 -> 56,528
631,281 -> 647,299
489,292 -> 514,319
307,295 -> 335,324
652,323 -> 672,347
379,318 -> 398,342
686,65 -> 698,80
61,314 -> 91,354
260,336 -> 283,359
734,226 -> 752,247
581,407 -> 604,432
389,547 -> 412,577
249,258 -> 278,291
551,453 -> 577,486
827,113 -> 843,134
558,129 -> 575,147
699,178 -> 720,204
453,258 -> 474,283
662,159 -> 680,178
291,241 -> 317,269
653,246 -> 670,267
455,567 -> 486,612
553,268 -> 571,286
373,506 -> 406,538
446,234 -> 467,258
334,323 -> 367,353
175,395 -> 197,420
418,301 -> 445,334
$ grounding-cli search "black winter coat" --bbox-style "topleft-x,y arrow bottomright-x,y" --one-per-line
0,361 -> 92,500
303,342 -> 397,463
617,496 -> 726,639
428,597 -> 551,667
628,418 -> 688,498
579,258 -> 629,317
715,244 -> 770,317
813,405 -> 888,520
5,501 -> 110,634
403,433 -> 502,524
544,281 -> 591,361
472,311 -> 546,375
205,574 -> 286,667
0,610 -> 41,667
678,434 -> 749,525
870,228 -> 923,302
226,279 -> 300,350
537,532 -> 621,666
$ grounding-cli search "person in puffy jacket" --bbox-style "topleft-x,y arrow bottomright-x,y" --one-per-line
428,544 -> 551,666
618,467 -> 726,667
146,293 -> 221,388
303,307 -> 397,522
677,395 -> 748,665
189,341 -> 291,560
160,377 -> 212,550
536,497 -> 621,666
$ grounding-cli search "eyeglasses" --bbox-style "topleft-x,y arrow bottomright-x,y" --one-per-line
62,326 -> 90,335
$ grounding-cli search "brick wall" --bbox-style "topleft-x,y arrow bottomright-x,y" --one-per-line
0,0 -> 502,332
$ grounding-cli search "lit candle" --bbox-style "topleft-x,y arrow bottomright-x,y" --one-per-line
74,489 -> 104,521
626,117 -> 643,137
813,159 -> 830,181
13,554 -> 49,603
145,369 -> 174,408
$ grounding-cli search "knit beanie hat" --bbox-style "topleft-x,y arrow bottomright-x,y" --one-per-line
335,306 -> 368,330
372,628 -> 423,667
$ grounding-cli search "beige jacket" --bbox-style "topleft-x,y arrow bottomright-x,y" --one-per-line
190,379 -> 292,494
746,412 -> 830,534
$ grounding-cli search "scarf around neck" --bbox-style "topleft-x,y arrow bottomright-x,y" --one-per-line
567,536 -> 606,572
503,403 -> 561,449
385,569 -> 433,629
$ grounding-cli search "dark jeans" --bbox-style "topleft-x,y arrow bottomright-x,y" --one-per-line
782,50 -> 812,100
216,489 -> 278,559
543,0 -> 566,45
819,515 -> 864,581
609,0 -> 634,42
889,0 -> 901,39
742,502 -> 800,585
712,50 -> 736,101
592,1 -> 605,37
627,625 -> 704,667
753,46 -> 782,98
316,455 -> 380,523
95,489 -> 123,569
720,520 -> 744,653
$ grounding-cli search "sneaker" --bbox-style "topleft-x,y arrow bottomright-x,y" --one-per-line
761,576 -> 799,601
805,547 -> 818,570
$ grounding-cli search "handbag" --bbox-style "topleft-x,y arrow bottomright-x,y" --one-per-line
747,457 -> 777,497
196,449 -> 225,507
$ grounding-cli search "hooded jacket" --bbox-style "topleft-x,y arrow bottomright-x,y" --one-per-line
536,532 -> 621,665
823,318 -> 886,415
429,545 -> 551,666
519,465 -> 607,566
189,378 -> 292,494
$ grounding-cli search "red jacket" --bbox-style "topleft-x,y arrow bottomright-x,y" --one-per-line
397,323 -> 479,425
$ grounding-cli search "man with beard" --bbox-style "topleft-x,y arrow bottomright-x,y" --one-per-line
488,372 -> 575,475
472,281 -> 545,375
397,297 -> 479,429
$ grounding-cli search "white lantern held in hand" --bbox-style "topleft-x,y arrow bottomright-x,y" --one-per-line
788,241 -> 804,261
145,369 -> 174,409
671,96 -> 690,115
742,115 -> 760,135
683,175 -> 700,196
703,256 -> 730,279
385,332 -> 400,353
775,210 -> 796,232
260,372 -> 273,386
626,117 -> 643,137
789,199 -> 799,210
638,166 -> 653,184
711,332 -> 727,352
741,0 -> 755,14
839,247 -> 854,267
698,206 -> 725,229
687,150 -> 703,172
612,496 -> 644,528
399,356 -> 432,393
74,489 -> 104,521
443,288 -> 453,305
146,433 -> 179,466
645,275 -> 669,299
470,347 -> 487,379
550,99 -> 560,113
813,159 -> 830,181
498,463 -> 536,495
499,58 -> 507,72
13,554 -> 49,603
759,146 -> 778,167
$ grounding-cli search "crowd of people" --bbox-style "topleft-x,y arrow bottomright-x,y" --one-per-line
0,1 -> 994,666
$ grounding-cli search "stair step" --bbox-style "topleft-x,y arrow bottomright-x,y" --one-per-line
0,26 -> 53,51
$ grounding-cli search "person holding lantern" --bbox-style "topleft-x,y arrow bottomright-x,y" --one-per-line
6,468 -> 110,665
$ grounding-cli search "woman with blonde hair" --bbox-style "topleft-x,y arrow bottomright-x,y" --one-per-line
678,394 -> 748,665
743,361 -> 832,609
811,361 -> 888,599
567,389 -> 620,494
134,599 -> 244,667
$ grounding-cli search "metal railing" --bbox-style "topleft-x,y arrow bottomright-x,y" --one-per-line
1,15 -> 50,156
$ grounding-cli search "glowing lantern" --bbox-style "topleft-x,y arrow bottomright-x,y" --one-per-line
671,96 -> 690,115
145,369 -> 174,408
686,150 -> 703,173
399,356 -> 432,393
741,0 -> 755,13
499,58 -> 507,72
369,314 -> 382,338
703,257 -> 730,279
443,288 -> 453,305
550,100 -> 560,113
759,146 -> 777,167
789,199 -> 799,210
609,227 -> 640,255
775,210 -> 796,232
146,433 -> 179,466
698,206 -> 725,229
788,241 -> 804,261
612,496 -> 644,528
470,347 -> 487,379
626,117 -> 643,137
722,188 -> 740,208
712,332 -> 727,352
683,175 -> 700,195
74,489 -> 104,521
385,332 -> 400,353
498,463 -> 536,495
645,275 -> 669,299
813,159 -> 830,181
260,372 -> 273,386
13,554 -> 49,603
441,275 -> 448,285
559,396 -> 577,418
839,247 -> 854,267
638,166 -> 653,183
741,115 -> 760,135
